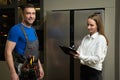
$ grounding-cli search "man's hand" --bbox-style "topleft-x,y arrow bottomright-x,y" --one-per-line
38,59 -> 44,79
11,72 -> 19,80
39,67 -> 44,79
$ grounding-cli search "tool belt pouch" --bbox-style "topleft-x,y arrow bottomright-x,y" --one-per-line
20,57 -> 40,80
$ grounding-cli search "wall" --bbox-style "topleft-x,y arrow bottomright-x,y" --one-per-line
115,0 -> 120,79
44,0 -> 115,80
0,61 -> 11,80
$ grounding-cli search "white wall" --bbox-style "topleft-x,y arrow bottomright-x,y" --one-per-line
44,0 -> 115,80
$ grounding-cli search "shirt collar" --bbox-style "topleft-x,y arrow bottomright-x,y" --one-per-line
87,32 -> 99,39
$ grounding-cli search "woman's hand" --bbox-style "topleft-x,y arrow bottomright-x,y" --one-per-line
74,53 -> 79,59
69,51 -> 80,59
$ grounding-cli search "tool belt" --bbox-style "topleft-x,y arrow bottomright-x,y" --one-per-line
13,53 -> 40,80
20,56 -> 40,80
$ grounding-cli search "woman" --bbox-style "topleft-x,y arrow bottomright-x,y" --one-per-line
75,13 -> 108,80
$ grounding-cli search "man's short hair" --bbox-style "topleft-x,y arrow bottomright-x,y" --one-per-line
20,4 -> 35,11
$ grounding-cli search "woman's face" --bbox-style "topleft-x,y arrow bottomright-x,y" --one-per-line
87,18 -> 98,35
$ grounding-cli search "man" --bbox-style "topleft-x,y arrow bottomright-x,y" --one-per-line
5,4 -> 44,80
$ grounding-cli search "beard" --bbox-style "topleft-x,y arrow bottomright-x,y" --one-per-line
24,20 -> 34,26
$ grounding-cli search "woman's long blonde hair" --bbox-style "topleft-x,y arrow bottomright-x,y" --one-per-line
88,12 -> 109,45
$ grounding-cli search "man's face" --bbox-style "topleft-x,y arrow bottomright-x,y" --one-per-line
23,8 -> 36,26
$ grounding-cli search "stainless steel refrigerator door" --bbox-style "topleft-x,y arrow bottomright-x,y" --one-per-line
45,11 -> 70,80
74,9 -> 105,80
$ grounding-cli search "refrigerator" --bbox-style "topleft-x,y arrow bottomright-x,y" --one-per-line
45,9 -> 104,80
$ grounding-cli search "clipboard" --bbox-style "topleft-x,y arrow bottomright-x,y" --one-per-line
59,46 -> 78,56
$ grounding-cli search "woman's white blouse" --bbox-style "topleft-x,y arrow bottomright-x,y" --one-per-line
77,32 -> 108,71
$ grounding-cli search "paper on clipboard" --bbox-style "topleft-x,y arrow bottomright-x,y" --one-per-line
59,45 -> 78,56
